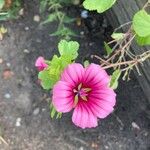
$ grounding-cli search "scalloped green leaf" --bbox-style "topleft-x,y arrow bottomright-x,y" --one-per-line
38,70 -> 53,90
58,40 -> 79,60
133,10 -> 150,37
83,0 -> 116,13
111,33 -> 125,41
136,35 -> 150,46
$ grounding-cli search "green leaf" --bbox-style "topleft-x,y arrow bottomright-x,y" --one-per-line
136,34 -> 150,46
133,10 -> 150,37
49,103 -> 62,119
50,106 -> 57,118
41,12 -> 58,25
110,69 -> 121,89
0,0 -> 4,10
56,112 -> 62,119
104,42 -> 113,56
58,40 -> 79,60
83,0 -> 116,13
40,0 -> 48,13
0,13 -> 8,21
84,60 -> 90,67
111,33 -> 125,41
38,69 -> 55,90
50,26 -> 77,38
63,16 -> 76,23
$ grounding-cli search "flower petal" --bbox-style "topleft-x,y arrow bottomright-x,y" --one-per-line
53,81 -> 73,91
88,97 -> 115,119
35,56 -> 48,71
52,81 -> 74,113
89,88 -> 116,107
84,63 -> 110,87
61,63 -> 84,85
72,102 -> 98,129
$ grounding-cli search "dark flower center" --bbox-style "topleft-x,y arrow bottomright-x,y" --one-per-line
73,83 -> 91,107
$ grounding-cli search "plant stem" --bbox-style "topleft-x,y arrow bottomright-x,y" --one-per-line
92,55 -> 110,65
102,52 -> 150,70
114,21 -> 132,32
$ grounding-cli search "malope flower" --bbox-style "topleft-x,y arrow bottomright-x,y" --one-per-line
35,56 -> 48,71
52,63 -> 116,128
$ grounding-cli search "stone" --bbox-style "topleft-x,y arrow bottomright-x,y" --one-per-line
4,93 -> 11,99
15,118 -> 21,127
33,15 -> 40,22
33,108 -> 40,115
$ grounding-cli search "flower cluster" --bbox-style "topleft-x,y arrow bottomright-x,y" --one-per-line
35,57 -> 116,129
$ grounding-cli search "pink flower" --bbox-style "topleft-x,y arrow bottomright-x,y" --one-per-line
52,63 -> 116,129
35,56 -> 48,71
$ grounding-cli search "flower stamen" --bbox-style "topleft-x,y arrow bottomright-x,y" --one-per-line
73,84 -> 92,106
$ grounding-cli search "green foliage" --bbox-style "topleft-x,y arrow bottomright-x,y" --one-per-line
38,40 -> 79,90
84,60 -> 90,67
136,35 -> 150,46
109,69 -> 121,89
111,33 -> 125,41
63,15 -> 76,23
0,0 -> 21,21
38,40 -> 79,118
104,42 -> 113,56
58,40 -> 79,59
40,0 -> 48,13
50,26 -> 77,39
83,0 -> 116,13
41,12 -> 59,24
49,102 -> 62,119
0,0 -> 4,10
133,10 -> 150,37
40,0 -> 76,39
38,69 -> 56,90
133,10 -> 150,46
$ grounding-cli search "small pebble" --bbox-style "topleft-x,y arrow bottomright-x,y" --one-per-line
91,142 -> 98,148
81,10 -> 88,19
36,38 -> 42,43
33,108 -> 40,115
25,26 -> 29,31
23,49 -> 30,54
4,93 -> 11,99
80,31 -> 84,35
19,8 -> 24,16
132,122 -> 140,130
16,118 -> 21,127
33,15 -> 40,22
0,58 -> 3,64
79,147 -> 84,150
143,131 -> 148,136
6,62 -> 11,67
104,145 -> 109,149
3,69 -> 14,79
42,108 -> 46,112
89,42 -> 93,46
25,67 -> 29,72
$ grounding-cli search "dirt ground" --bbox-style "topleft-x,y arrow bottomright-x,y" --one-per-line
0,1 -> 150,150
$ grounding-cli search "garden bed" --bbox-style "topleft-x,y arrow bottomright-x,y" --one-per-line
0,0 -> 149,149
